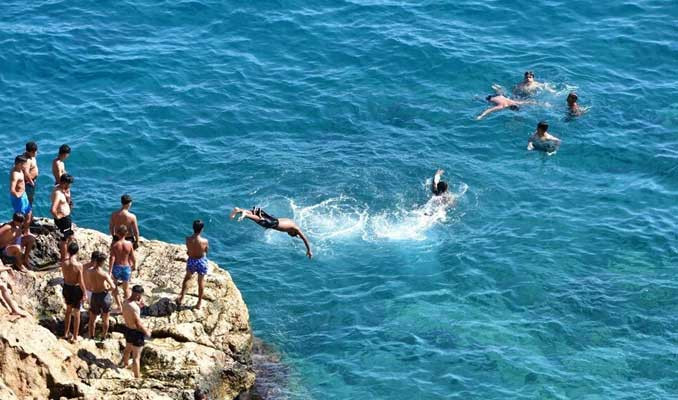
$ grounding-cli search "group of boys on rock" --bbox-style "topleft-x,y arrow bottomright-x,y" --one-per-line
1,140 -> 313,380
477,71 -> 584,154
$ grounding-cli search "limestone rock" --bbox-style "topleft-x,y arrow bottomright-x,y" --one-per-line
0,218 -> 255,399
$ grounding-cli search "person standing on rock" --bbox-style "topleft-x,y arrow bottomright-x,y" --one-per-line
109,194 -> 141,250
84,251 -> 116,340
61,241 -> 86,342
22,141 -> 39,206
120,284 -> 151,378
51,174 -> 75,262
51,144 -> 71,185
110,225 -> 136,312
0,213 -> 36,272
176,220 -> 209,309
9,155 -> 32,232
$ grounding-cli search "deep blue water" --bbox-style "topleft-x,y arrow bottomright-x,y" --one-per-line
2,1 -> 678,398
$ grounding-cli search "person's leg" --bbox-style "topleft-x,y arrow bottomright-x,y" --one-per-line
4,246 -> 27,272
196,274 -> 205,309
21,235 -> 35,270
112,282 -> 123,312
120,343 -> 132,367
64,305 -> 73,339
0,284 -> 27,317
88,311 -> 96,338
176,271 -> 193,306
23,210 -> 32,234
230,207 -> 262,222
72,306 -> 81,341
122,281 -> 130,300
102,313 -> 109,337
131,345 -> 142,378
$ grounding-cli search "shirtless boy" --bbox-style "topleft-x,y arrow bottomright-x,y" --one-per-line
514,70 -> 554,96
176,220 -> 210,309
61,242 -> 86,342
109,194 -> 140,249
51,174 -> 74,262
120,285 -> 151,378
567,92 -> 582,116
84,251 -> 117,339
110,225 -> 136,311
477,85 -> 534,120
527,121 -> 562,154
52,144 -> 71,185
9,156 -> 32,232
0,213 -> 35,272
230,207 -> 313,259
23,142 -> 39,206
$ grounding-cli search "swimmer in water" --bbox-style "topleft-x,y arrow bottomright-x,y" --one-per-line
567,92 -> 582,116
229,207 -> 312,259
527,121 -> 561,154
476,85 -> 534,120
428,169 -> 455,211
513,70 -> 555,96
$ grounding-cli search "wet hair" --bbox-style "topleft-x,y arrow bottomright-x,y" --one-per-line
116,225 -> 129,236
193,219 -> 204,234
12,212 -> 25,223
194,388 -> 208,400
537,121 -> 549,132
26,142 -> 38,152
67,241 -> 79,255
132,285 -> 144,294
14,155 -> 27,165
59,144 -> 71,155
567,92 -> 578,102
437,181 -> 448,194
509,105 -> 519,111
91,251 -> 107,263
121,194 -> 132,205
60,173 -> 74,185
524,70 -> 534,78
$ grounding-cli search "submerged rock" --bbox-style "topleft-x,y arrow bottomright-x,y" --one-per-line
0,218 -> 255,399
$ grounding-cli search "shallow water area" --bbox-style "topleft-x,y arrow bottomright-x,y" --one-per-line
2,0 -> 678,398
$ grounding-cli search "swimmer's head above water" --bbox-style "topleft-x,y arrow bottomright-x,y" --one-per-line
435,181 -> 448,195
524,71 -> 535,83
567,92 -> 578,105
537,121 -> 549,135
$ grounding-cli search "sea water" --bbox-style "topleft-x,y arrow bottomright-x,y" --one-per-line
2,1 -> 678,398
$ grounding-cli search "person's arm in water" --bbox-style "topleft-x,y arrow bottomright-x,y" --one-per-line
432,169 -> 443,194
296,228 -> 313,259
527,132 -> 537,151
476,105 -> 503,120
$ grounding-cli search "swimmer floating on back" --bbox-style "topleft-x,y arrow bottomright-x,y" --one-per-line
476,84 -> 534,120
527,121 -> 561,155
230,207 -> 312,259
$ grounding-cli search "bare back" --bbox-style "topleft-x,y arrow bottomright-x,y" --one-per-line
52,158 -> 65,184
122,300 -> 141,329
276,218 -> 301,236
85,264 -> 113,292
186,234 -> 208,259
62,258 -> 83,286
111,240 -> 134,266
10,169 -> 25,196
110,210 -> 137,238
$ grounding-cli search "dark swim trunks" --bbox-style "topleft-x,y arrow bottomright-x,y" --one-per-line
90,291 -> 112,315
62,283 -> 83,307
254,208 -> 279,229
125,327 -> 145,347
55,215 -> 74,241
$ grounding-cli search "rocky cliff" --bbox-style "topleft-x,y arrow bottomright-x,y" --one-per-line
0,218 -> 255,399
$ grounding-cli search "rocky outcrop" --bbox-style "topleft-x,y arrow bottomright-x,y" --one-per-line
0,218 -> 255,399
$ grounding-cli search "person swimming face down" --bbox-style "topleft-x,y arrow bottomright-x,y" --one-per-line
434,181 -> 448,196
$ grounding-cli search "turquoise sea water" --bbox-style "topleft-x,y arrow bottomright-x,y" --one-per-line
2,1 -> 678,398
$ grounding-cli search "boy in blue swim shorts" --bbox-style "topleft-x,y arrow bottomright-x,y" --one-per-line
109,225 -> 136,312
9,156 -> 32,232
176,220 -> 209,309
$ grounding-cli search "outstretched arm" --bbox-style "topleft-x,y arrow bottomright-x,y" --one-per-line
296,229 -> 313,259
476,106 -> 503,120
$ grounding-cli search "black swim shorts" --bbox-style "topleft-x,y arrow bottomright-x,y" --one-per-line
55,215 -> 74,241
62,283 -> 83,307
125,327 -> 145,347
90,291 -> 112,315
